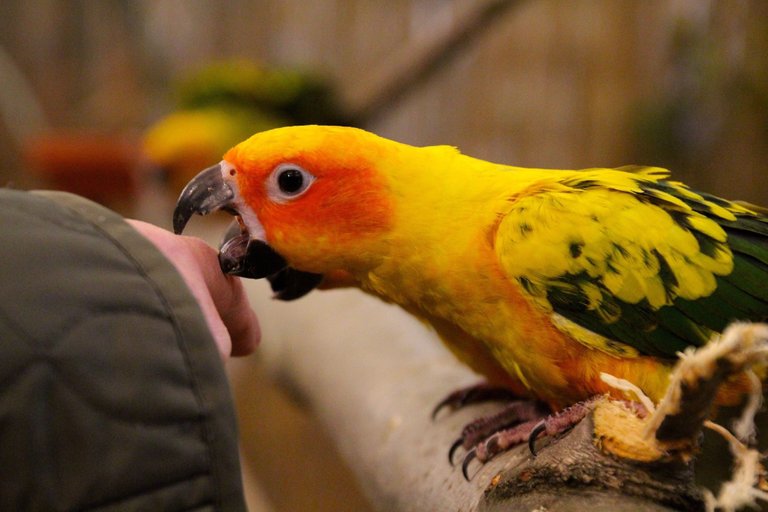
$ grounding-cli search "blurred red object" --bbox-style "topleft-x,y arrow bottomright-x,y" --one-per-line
23,132 -> 139,205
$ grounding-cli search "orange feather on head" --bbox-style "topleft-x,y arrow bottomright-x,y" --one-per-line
223,126 -> 395,274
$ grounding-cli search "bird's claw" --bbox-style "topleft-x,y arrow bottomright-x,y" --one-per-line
528,420 -> 547,456
461,449 -> 477,481
448,437 -> 465,465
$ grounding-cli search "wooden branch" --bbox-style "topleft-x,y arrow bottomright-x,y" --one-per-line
481,415 -> 699,512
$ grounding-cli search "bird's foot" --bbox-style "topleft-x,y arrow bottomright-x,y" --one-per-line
447,399 -> 550,465
459,398 -> 601,480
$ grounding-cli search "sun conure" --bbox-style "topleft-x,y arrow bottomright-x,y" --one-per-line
173,125 -> 768,466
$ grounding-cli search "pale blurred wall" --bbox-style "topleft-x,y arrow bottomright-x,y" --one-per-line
1,0 -> 766,201
1,2 -> 767,511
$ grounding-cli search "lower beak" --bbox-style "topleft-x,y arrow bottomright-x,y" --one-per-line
219,220 -> 322,300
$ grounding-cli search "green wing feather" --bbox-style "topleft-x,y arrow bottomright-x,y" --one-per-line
496,166 -> 768,359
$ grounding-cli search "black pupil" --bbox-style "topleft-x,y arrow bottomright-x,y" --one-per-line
278,169 -> 304,194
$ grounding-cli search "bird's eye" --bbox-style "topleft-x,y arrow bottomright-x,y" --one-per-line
278,168 -> 305,193
268,163 -> 315,202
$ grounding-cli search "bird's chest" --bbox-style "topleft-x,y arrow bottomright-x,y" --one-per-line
362,246 -> 507,331
363,252 -> 563,375
360,248 -> 626,406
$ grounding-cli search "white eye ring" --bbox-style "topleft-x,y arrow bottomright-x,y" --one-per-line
267,163 -> 316,203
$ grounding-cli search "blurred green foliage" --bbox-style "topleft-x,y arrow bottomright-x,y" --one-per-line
175,59 -> 349,126
143,59 -> 350,191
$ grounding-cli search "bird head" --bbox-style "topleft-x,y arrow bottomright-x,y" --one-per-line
173,125 -> 399,299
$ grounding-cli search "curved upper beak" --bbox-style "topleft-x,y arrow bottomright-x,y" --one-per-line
173,164 -> 235,235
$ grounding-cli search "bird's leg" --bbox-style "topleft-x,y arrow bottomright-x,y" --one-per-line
461,398 -> 600,480
432,382 -> 522,419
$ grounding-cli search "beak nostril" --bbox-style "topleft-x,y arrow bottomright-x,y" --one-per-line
229,168 -> 236,176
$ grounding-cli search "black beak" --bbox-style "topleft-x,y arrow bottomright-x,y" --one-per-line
219,220 -> 322,300
218,227 -> 288,280
173,164 -> 235,235
173,166 -> 322,300
267,267 -> 324,301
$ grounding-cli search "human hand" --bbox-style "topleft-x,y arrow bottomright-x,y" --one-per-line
127,219 -> 260,359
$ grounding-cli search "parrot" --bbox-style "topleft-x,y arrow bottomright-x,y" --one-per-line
172,125 -> 768,474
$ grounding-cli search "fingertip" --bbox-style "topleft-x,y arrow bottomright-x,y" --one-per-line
229,297 -> 261,357
134,226 -> 261,359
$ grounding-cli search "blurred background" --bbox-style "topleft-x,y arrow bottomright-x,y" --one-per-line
1,1 -> 767,510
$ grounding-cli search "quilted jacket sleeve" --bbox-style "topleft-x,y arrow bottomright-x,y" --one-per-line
0,189 -> 246,511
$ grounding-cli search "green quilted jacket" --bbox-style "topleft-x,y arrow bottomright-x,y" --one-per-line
0,189 -> 246,511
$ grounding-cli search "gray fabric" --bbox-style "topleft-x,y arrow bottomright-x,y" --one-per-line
0,189 -> 246,511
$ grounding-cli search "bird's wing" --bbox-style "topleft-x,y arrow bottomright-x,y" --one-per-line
494,166 -> 768,359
